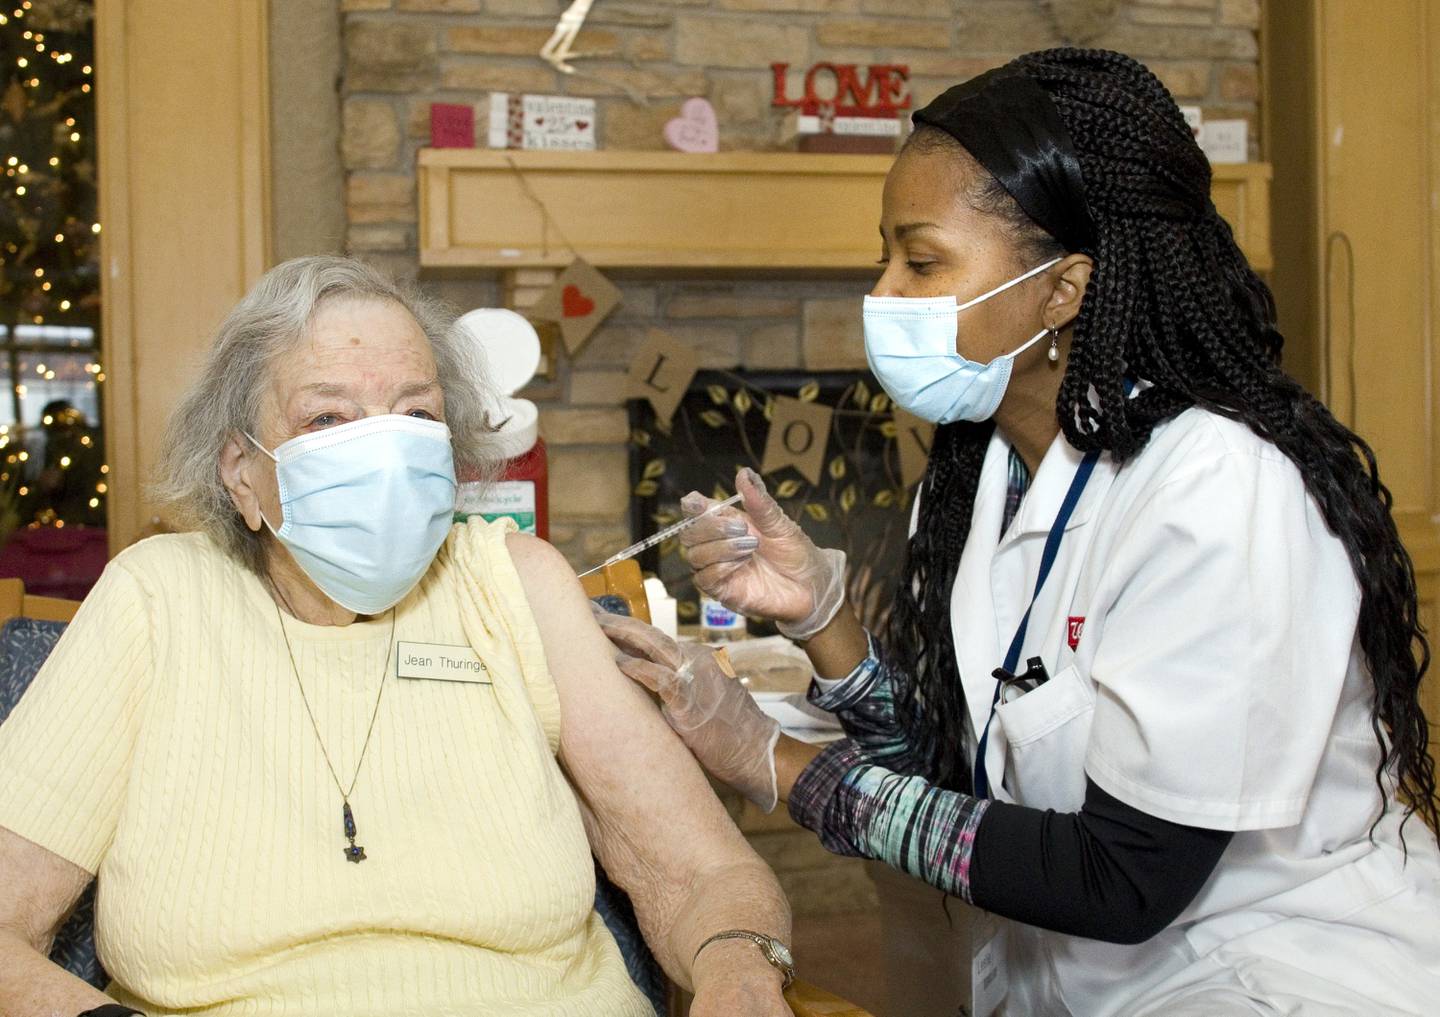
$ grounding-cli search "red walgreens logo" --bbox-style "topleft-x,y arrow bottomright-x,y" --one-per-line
1067,617 -> 1086,651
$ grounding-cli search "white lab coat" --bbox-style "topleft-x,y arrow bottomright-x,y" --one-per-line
950,407 -> 1440,1016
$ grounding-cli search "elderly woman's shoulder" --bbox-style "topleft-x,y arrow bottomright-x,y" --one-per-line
503,530 -> 573,586
108,528 -> 247,586
446,515 -> 577,594
501,529 -> 591,627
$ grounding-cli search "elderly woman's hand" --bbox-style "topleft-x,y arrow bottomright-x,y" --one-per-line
592,605 -> 781,811
690,979 -> 792,1017
690,941 -> 792,1017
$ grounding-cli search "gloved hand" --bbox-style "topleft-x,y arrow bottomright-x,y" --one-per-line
592,604 -> 781,811
680,467 -> 847,642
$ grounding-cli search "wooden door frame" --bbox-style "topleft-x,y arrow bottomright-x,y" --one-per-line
95,0 -> 272,554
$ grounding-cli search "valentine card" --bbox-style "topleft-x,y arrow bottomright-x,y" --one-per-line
528,258 -> 622,355
487,93 -> 596,151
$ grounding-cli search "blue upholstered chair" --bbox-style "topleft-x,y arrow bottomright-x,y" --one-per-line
0,616 -> 104,987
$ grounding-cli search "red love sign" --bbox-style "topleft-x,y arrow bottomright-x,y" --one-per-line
772,62 -> 911,116
562,285 -> 595,318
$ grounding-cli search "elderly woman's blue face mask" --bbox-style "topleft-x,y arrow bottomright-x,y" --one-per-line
246,414 -> 457,614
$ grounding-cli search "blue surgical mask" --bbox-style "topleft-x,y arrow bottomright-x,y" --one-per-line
247,414 -> 457,615
863,257 -> 1062,424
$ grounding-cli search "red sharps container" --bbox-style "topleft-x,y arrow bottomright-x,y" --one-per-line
454,308 -> 548,539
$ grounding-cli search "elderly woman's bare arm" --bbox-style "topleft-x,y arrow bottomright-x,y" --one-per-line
507,534 -> 792,1009
0,825 -> 115,1016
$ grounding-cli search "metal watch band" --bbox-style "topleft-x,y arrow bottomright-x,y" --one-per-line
694,929 -> 796,988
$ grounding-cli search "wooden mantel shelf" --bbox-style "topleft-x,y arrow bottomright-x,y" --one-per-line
418,149 -> 1272,273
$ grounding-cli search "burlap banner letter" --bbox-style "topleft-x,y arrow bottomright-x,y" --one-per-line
893,408 -> 935,489
626,328 -> 700,427
762,395 -> 834,486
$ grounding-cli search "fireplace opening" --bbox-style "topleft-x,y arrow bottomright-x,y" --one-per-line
627,369 -> 920,635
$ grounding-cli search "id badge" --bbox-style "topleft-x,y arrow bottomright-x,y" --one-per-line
396,641 -> 492,684
969,910 -> 1009,1017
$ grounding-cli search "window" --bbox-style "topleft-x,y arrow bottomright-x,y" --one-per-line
0,1 -> 106,599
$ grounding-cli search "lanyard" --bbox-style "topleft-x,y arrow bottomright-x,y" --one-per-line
971,447 -> 1102,799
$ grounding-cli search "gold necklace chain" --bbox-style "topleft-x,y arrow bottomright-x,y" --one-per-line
273,597 -> 395,863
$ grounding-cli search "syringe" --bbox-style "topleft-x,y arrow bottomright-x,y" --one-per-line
578,493 -> 744,578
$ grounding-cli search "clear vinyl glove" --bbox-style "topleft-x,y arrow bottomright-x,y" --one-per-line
681,467 -> 847,642
592,604 -> 781,812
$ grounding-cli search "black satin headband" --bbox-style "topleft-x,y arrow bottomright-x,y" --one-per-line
912,68 -> 1096,254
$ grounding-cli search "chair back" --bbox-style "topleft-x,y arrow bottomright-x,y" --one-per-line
0,576 -> 81,623
0,581 -> 100,987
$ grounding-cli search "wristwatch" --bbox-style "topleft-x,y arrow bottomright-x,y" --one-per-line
694,929 -> 796,988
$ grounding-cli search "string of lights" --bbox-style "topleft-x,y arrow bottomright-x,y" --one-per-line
0,0 -> 105,533
2,0 -> 98,328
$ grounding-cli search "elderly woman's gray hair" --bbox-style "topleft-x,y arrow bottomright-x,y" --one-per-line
153,255 -> 500,573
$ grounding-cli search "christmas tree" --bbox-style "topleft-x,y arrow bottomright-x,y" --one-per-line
0,0 -> 101,542
1,0 -> 97,336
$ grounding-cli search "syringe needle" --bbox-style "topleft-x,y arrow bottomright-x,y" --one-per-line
579,492 -> 745,578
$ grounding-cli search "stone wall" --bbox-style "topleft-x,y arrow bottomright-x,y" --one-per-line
340,0 -> 1262,571
342,0 -> 1261,277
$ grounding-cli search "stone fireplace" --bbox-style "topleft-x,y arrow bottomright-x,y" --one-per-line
335,0 -> 1267,970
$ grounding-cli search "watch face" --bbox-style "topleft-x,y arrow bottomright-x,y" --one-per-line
771,940 -> 793,967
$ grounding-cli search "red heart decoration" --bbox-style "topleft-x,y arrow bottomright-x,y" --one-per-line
535,116 -> 545,125
562,284 -> 595,318
576,120 -> 590,130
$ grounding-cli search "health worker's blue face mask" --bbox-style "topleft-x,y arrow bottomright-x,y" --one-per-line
863,257 -> 1061,424
247,414 -> 457,615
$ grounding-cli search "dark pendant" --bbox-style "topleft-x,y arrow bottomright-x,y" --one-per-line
342,801 -> 366,863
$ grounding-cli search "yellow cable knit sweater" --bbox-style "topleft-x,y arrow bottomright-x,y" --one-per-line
0,518 -> 652,1016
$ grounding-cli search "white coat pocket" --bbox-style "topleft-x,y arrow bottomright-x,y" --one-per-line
993,663 -> 1094,812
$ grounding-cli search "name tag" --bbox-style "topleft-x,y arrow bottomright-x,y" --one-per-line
971,910 -> 1008,1017
396,641 -> 492,684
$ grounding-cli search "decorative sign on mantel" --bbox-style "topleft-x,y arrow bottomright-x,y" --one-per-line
487,93 -> 597,151
771,63 -> 912,117
772,62 -> 908,151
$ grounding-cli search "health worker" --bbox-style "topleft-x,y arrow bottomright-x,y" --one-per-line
595,47 -> 1440,1016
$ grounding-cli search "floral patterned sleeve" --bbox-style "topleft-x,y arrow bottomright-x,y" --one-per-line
807,631 -> 933,776
793,633 -> 989,902
787,738 -> 989,904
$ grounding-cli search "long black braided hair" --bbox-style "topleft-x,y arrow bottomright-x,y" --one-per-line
883,48 -> 1438,839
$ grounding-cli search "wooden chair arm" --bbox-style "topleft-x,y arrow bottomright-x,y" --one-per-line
784,978 -> 876,1017
578,559 -> 650,623
0,576 -> 81,624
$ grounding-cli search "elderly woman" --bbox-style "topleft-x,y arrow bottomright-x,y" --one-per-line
0,256 -> 793,1017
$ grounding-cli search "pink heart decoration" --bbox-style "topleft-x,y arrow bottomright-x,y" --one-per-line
664,97 -> 719,153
